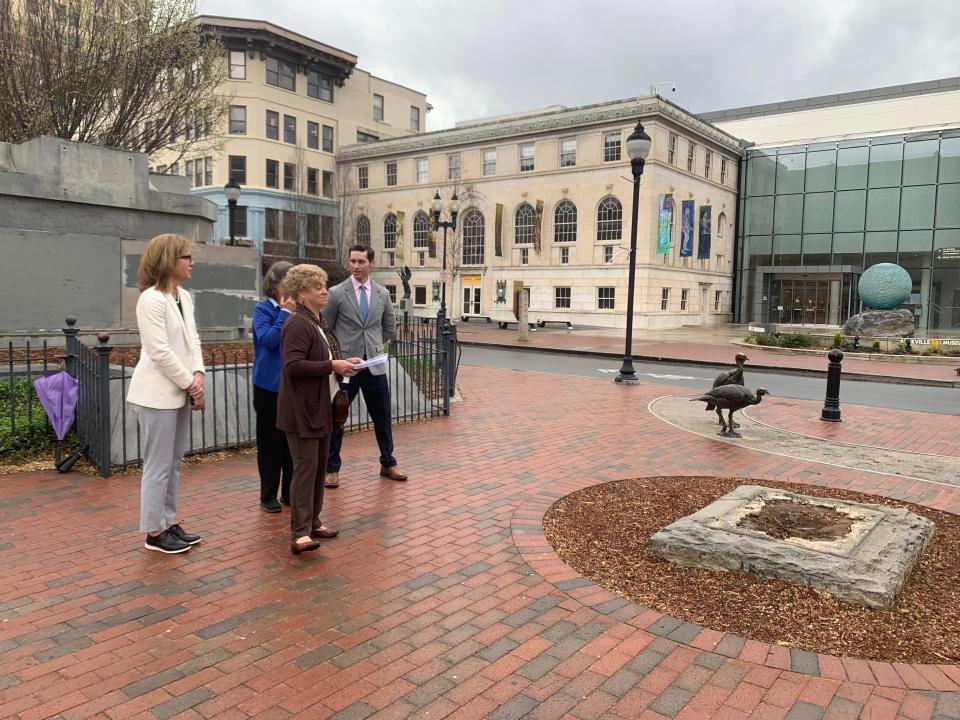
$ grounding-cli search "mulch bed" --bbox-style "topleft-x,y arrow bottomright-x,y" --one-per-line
543,476 -> 960,663
0,343 -> 254,368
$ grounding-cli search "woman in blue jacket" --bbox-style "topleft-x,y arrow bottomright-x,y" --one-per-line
253,261 -> 295,512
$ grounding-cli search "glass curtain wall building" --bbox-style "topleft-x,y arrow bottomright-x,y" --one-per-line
736,130 -> 960,332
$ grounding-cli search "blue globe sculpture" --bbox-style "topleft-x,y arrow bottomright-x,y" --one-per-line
858,263 -> 911,310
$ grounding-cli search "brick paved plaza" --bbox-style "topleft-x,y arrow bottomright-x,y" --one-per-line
1,365 -> 958,719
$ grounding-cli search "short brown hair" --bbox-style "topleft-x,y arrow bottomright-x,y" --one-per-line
262,261 -> 293,300
349,243 -> 375,261
138,234 -> 190,292
282,263 -> 328,302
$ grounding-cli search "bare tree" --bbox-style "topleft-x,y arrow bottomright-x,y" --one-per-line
0,0 -> 229,164
333,166 -> 361,268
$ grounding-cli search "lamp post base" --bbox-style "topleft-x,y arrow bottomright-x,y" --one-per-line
614,373 -> 641,385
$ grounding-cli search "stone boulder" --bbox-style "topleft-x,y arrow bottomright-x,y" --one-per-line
842,309 -> 915,337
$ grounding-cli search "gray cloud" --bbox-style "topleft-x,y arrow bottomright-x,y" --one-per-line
198,0 -> 960,130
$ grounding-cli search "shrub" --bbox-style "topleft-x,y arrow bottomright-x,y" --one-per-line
0,378 -> 58,460
872,339 -> 881,351
744,332 -> 817,349
833,332 -> 843,347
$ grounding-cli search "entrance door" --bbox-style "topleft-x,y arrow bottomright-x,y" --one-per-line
462,287 -> 481,316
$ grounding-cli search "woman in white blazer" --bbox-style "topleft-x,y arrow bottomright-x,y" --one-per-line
127,234 -> 206,554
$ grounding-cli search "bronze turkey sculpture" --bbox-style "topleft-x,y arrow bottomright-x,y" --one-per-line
706,353 -> 748,428
691,385 -> 769,437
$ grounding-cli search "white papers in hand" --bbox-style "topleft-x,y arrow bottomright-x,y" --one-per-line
352,354 -> 388,370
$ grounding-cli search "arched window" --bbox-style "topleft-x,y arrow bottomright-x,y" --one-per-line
554,200 -> 577,243
383,213 -> 397,249
514,203 -> 534,245
596,197 -> 622,242
717,211 -> 726,237
461,209 -> 485,265
413,211 -> 430,248
356,214 -> 370,244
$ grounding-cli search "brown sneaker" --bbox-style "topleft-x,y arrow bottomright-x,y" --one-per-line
324,472 -> 339,488
379,465 -> 408,481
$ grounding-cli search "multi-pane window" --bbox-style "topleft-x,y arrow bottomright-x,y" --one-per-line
358,166 -> 368,189
387,252 -> 395,267
322,125 -> 334,152
283,162 -> 295,191
462,209 -> 485,265
418,252 -> 425,266
687,142 -> 696,172
233,207 -> 248,237
603,245 -> 614,263
265,159 -> 278,188
668,133 -> 677,164
410,106 -> 420,131
228,155 -> 246,184
322,171 -> 333,197
661,288 -> 670,310
416,158 -> 428,183
704,150 -> 712,179
555,287 -> 571,309
717,212 -> 726,237
265,110 -> 279,140
265,57 -> 295,91
383,213 -> 397,249
265,208 -> 279,240
519,143 -> 535,172
681,289 -> 689,310
204,157 -> 212,185
228,50 -> 245,79
559,247 -> 570,264
307,167 -> 318,195
385,284 -> 397,304
596,196 -> 622,241
414,286 -> 427,305
515,203 -> 534,244
307,121 -> 319,150
356,215 -> 370,244
283,115 -> 296,144
229,105 -> 246,134
598,287 -> 615,310
553,200 -> 577,243
185,160 -> 194,186
715,290 -> 722,311
720,158 -> 727,184
357,130 -> 379,143
520,247 -> 529,265
307,214 -> 320,244
447,153 -> 460,180
413,211 -> 429,248
322,216 -> 334,246
482,149 -> 496,176
282,211 -> 297,241
560,138 -> 576,167
373,94 -> 384,121
386,161 -> 397,187
603,132 -> 621,162
307,71 -> 334,102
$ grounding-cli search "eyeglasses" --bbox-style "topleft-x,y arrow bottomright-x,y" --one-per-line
178,255 -> 193,262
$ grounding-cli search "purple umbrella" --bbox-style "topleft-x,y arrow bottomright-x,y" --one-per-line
34,371 -> 85,472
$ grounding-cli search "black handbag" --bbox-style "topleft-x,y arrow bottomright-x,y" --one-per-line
332,386 -> 349,428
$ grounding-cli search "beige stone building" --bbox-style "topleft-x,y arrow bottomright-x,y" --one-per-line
337,97 -> 742,329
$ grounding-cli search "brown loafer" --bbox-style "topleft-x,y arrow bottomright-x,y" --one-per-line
290,538 -> 321,555
324,472 -> 339,488
310,526 -> 339,539
379,465 -> 407,481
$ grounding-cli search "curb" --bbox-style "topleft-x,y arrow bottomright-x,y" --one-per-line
458,340 -> 960,388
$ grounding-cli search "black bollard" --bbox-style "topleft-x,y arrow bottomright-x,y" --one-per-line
821,348 -> 843,422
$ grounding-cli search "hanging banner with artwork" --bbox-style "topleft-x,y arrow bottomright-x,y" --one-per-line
698,206 -> 712,260
533,200 -> 544,255
395,210 -> 405,260
657,195 -> 672,254
680,200 -> 694,257
494,203 -> 503,257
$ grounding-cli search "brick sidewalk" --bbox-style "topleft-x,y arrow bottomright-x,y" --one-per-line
1,366 -> 958,719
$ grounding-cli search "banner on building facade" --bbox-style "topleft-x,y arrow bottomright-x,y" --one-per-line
395,210 -> 405,260
494,203 -> 503,257
680,200 -> 694,257
657,195 -> 672,254
534,200 -> 544,255
698,206 -> 712,260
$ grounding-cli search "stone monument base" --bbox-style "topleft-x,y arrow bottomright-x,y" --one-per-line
841,308 -> 914,337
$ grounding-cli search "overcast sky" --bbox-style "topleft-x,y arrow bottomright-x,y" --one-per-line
197,0 -> 960,131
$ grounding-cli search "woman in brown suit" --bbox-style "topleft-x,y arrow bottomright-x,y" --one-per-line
277,265 -> 360,554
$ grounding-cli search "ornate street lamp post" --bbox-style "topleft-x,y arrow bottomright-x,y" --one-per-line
224,179 -> 241,246
430,190 -> 459,327
615,120 -> 652,385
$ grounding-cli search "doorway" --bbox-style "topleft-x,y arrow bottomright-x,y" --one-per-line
462,286 -> 481,316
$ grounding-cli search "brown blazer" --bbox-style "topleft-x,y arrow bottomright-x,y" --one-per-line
276,311 -> 334,438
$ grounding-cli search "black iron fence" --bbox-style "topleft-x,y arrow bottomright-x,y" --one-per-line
2,339 -> 58,459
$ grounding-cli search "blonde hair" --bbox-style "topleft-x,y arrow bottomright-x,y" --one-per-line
138,234 -> 191,292
282,264 -> 328,302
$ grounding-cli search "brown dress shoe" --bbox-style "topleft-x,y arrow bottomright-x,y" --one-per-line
290,537 -> 321,555
324,472 -> 339,488
379,465 -> 408,481
310,526 -> 339,539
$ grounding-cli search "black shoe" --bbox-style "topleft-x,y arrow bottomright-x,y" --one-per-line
260,499 -> 282,513
168,523 -> 201,545
279,496 -> 290,506
145,529 -> 191,554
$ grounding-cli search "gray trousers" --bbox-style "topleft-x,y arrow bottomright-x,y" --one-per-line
136,403 -> 191,533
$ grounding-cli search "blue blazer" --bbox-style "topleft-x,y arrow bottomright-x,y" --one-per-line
252,299 -> 291,392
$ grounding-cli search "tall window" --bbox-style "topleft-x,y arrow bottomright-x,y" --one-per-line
704,150 -> 712,179
185,160 -> 193,186
447,153 -> 460,180
228,155 -> 246,184
265,208 -> 279,240
413,211 -> 429,248
555,287 -> 571,308
687,142 -> 696,172
520,247 -> 529,264
373,94 -> 384,121
307,167 -> 318,195
383,213 -> 397,249
717,212 -> 727,237
356,215 -> 370,244
603,245 -> 614,263
715,290 -> 722,311
229,106 -> 246,134
283,163 -> 295,191
554,200 -> 577,243
307,71 -> 334,102
559,247 -> 570,264
265,159 -> 278,188
283,115 -> 296,144
720,158 -> 727,184
598,287 -> 615,309
307,121 -> 319,150
603,132 -> 621,162
482,149 -> 496,176
204,157 -> 212,185
668,133 -> 677,164
266,57 -> 295,91
520,143 -> 535,172
233,207 -> 248,237
322,171 -> 333,198
228,50 -> 245,79
560,138 -> 576,167
410,106 -> 420,131
416,157 -> 428,183
596,196 -> 622,241
681,289 -> 689,310
322,125 -> 334,152
307,214 -> 320,244
515,203 -> 534,244
358,166 -> 368,189
661,288 -> 670,311
265,110 -> 278,140
462,209 -> 485,265
386,162 -> 397,187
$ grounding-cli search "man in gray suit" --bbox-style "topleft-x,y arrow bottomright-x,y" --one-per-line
323,244 -> 408,486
